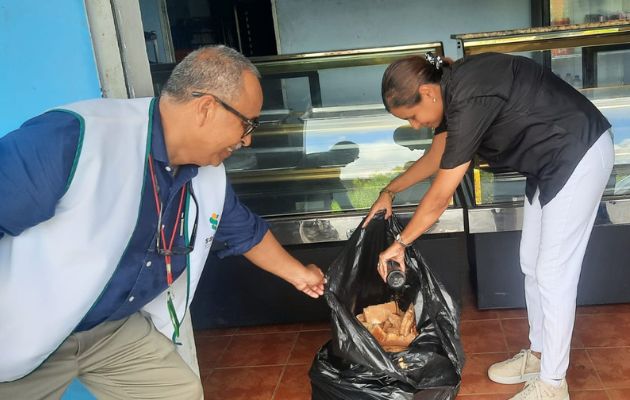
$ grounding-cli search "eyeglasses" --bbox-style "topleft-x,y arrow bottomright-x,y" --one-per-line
153,181 -> 199,256
191,91 -> 260,138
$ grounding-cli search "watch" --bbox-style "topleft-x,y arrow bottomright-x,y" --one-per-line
395,233 -> 411,248
379,188 -> 396,201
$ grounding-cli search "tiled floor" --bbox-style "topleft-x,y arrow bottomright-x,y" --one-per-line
195,284 -> 630,400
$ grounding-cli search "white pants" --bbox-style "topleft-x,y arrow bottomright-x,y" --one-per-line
520,130 -> 614,382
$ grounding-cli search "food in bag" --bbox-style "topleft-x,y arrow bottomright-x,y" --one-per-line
356,300 -> 417,352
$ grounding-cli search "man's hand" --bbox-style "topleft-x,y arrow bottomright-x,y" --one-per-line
244,231 -> 326,299
291,264 -> 326,298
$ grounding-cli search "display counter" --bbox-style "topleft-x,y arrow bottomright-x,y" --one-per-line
452,22 -> 630,308
190,43 -> 470,328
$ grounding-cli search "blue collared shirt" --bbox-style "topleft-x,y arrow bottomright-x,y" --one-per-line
0,100 -> 269,331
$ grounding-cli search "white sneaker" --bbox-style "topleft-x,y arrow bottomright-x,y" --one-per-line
509,378 -> 569,400
488,349 -> 541,384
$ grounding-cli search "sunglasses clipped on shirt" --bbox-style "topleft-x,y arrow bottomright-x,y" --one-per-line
191,91 -> 259,138
153,181 -> 199,257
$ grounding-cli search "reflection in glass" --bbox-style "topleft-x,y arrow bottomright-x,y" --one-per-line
473,44 -> 630,205
550,0 -> 629,25
228,110 -> 435,217
224,44 -> 448,217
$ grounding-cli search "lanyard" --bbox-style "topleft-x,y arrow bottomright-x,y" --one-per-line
147,156 -> 186,342
148,156 -> 186,285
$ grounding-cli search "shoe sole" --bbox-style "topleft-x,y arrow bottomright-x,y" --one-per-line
487,371 -> 540,384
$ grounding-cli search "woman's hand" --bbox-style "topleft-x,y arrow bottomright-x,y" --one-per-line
291,264 -> 326,298
377,242 -> 406,282
363,191 -> 394,228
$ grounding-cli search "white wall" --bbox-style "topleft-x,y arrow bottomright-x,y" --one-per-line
271,0 -> 531,108
274,0 -> 531,58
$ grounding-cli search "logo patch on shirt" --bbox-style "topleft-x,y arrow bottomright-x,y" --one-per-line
204,235 -> 215,249
209,212 -> 220,230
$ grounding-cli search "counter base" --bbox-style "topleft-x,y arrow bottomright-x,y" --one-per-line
471,224 -> 630,309
190,233 -> 468,329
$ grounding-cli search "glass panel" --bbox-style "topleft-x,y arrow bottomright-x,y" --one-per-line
227,106 -> 436,217
474,44 -> 630,205
475,169 -> 526,205
550,0 -> 630,25
597,48 -> 630,87
551,48 -> 583,89
224,45 -> 450,217
318,65 -> 386,107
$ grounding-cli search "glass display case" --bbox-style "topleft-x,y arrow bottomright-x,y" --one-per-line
453,22 -> 630,210
190,44 -> 470,329
451,22 -> 630,308
226,43 -> 466,245
549,0 -> 629,26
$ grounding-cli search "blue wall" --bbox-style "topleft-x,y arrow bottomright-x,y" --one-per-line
0,1 -> 102,136
1,3 -> 102,396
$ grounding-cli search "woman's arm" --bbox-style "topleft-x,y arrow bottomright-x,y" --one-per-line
363,132 -> 447,226
387,131 -> 447,193
376,160 -> 469,280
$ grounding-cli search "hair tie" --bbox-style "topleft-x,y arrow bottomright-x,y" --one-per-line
425,52 -> 444,70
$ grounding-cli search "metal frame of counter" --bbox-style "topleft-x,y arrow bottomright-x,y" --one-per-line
468,198 -> 630,234
268,207 -> 465,245
452,20 -> 630,56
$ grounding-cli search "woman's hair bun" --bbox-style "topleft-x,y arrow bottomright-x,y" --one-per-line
425,52 -> 444,70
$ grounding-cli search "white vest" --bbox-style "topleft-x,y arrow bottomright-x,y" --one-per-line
0,98 -> 226,381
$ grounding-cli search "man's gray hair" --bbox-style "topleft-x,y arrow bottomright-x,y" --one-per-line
161,45 -> 260,102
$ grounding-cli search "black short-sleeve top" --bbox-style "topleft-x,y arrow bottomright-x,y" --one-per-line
436,52 -> 611,206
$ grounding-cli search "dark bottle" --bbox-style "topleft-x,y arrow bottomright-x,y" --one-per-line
386,260 -> 406,289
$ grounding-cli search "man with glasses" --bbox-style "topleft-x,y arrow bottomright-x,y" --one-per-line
0,45 -> 325,399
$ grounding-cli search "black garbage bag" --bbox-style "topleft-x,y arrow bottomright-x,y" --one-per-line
309,212 -> 464,399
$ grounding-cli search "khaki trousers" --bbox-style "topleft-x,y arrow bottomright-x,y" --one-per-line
0,312 -> 203,400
